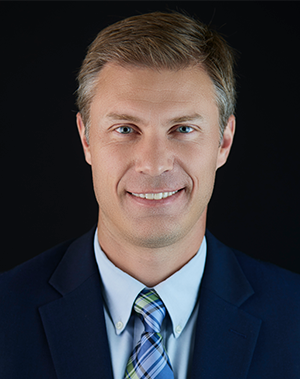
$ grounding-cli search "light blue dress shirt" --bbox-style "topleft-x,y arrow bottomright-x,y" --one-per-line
94,230 -> 207,379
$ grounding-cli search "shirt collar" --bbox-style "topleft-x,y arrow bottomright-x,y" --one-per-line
154,237 -> 206,338
94,230 -> 206,338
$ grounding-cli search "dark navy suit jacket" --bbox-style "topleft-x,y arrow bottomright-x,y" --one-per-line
1,227 -> 300,378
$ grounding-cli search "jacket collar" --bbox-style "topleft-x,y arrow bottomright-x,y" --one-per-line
202,230 -> 255,305
189,230 -> 262,379
48,226 -> 98,295
39,227 -> 114,379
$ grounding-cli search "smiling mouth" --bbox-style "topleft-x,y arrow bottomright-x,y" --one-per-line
129,189 -> 181,200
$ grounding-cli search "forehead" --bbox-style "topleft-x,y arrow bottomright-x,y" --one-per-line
90,63 -> 218,121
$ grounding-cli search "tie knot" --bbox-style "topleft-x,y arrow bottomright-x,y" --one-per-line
134,289 -> 166,333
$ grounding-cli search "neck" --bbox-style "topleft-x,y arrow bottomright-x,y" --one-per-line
97,214 -> 206,287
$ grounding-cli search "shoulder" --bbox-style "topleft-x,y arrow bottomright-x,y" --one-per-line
0,228 -> 96,376
0,238 -> 74,306
206,229 -> 300,291
205,229 -> 300,365
233,246 -> 300,298
206,230 -> 300,315
233,247 -> 300,319
0,226 -> 96,304
228,244 -> 300,370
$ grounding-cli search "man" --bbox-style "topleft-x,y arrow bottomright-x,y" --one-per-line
1,11 -> 299,379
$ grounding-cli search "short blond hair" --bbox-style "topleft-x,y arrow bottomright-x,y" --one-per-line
76,11 -> 236,141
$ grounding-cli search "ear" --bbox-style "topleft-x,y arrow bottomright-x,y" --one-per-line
216,114 -> 236,169
76,112 -> 92,165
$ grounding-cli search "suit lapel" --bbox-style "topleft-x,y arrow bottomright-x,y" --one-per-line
39,228 -> 113,379
190,231 -> 262,379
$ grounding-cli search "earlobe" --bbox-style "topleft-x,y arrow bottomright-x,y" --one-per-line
216,114 -> 235,169
76,112 -> 92,165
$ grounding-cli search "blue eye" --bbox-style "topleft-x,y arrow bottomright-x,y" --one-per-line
177,125 -> 193,133
117,126 -> 133,134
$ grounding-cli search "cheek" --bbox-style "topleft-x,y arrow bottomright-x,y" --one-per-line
89,144 -> 129,195
180,143 -> 219,189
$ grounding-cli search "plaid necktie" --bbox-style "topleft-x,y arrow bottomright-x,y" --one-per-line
124,288 -> 174,379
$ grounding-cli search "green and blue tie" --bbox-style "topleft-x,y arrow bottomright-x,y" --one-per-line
124,288 -> 174,379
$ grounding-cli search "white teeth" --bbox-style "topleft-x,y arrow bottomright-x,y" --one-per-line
131,190 -> 178,200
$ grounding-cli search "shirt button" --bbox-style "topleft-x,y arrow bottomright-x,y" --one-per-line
175,325 -> 182,334
115,321 -> 123,330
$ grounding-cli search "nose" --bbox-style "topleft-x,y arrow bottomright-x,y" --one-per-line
134,135 -> 174,177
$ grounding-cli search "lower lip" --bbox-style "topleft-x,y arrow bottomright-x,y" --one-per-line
127,189 -> 184,207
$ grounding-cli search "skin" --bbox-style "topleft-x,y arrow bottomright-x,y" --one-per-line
77,63 -> 235,287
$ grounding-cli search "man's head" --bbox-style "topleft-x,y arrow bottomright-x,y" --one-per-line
76,11 -> 236,143
76,11 -> 235,268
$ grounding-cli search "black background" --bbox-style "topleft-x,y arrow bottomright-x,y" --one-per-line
1,1 -> 300,273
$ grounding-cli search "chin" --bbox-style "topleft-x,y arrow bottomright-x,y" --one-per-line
125,225 -> 185,249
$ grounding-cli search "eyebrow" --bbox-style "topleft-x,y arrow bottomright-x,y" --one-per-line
106,112 -> 204,124
169,113 -> 204,124
106,113 -> 142,123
